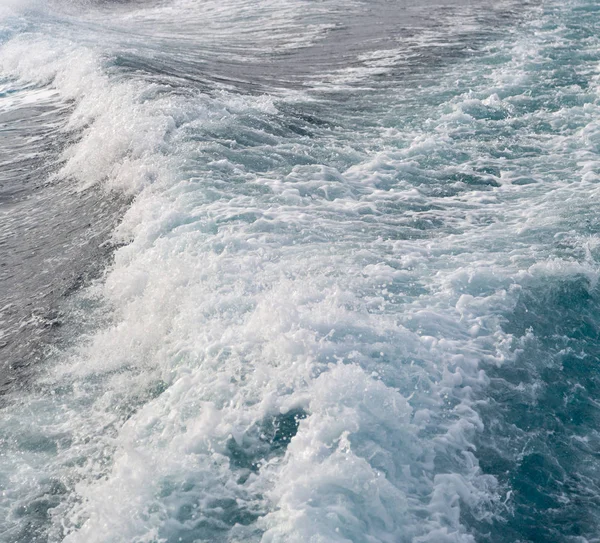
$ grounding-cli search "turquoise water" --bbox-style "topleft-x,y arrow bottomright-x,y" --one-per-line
1,0 -> 600,541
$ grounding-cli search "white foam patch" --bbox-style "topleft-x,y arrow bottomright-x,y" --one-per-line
0,35 -> 171,194
0,0 -> 45,19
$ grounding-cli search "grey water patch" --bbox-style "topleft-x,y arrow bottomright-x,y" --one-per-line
77,0 -> 537,97
0,86 -> 128,397
468,276 -> 600,542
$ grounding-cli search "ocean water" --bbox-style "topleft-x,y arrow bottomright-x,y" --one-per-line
1,0 -> 600,541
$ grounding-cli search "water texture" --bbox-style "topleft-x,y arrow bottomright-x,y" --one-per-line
1,0 -> 600,542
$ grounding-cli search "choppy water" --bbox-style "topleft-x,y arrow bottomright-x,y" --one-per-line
1,0 -> 600,541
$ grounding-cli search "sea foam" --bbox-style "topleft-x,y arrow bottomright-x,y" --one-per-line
2,0 -> 600,541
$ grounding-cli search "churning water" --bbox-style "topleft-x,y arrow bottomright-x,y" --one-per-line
1,0 -> 600,541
